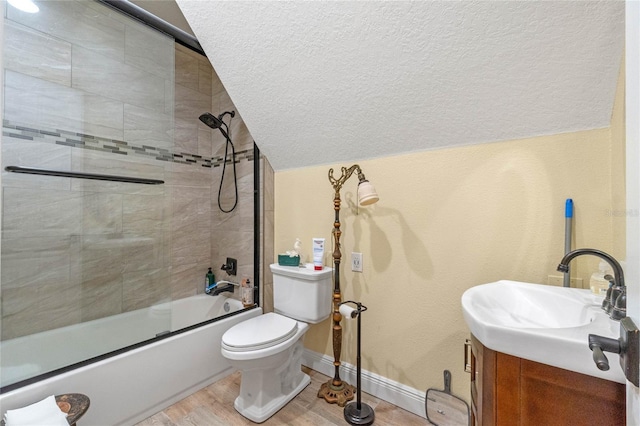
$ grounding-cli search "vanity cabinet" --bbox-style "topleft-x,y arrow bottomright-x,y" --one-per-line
469,335 -> 625,425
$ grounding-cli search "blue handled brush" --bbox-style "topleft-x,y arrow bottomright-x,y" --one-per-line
563,199 -> 573,287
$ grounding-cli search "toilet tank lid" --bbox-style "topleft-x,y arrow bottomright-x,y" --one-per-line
270,263 -> 332,280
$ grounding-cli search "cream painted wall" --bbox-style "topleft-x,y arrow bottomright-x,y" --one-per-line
275,125 -> 621,399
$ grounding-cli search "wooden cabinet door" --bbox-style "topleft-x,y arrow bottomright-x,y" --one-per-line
519,359 -> 625,425
469,335 -> 625,426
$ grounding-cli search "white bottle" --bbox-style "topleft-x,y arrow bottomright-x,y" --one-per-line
590,261 -> 611,297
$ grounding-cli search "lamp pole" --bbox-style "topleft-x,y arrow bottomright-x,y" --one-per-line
317,164 -> 366,406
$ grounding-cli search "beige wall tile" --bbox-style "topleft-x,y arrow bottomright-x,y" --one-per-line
125,23 -> 174,81
121,232 -> 167,273
123,194 -> 166,234
175,46 -> 199,91
82,192 -> 123,235
72,45 -> 166,112
198,127 -> 213,158
74,235 -> 124,321
38,277 -> 83,332
124,103 -> 174,149
198,58 -> 213,96
3,20 -> 71,86
1,237 -> 74,290
7,0 -> 126,61
170,263 -> 203,299
1,138 -> 72,190
70,149 -> 165,196
164,161 -> 211,188
175,83 -> 212,129
1,286 -> 42,339
172,226 -> 211,266
122,268 -> 170,312
4,70 -> 125,140
2,187 -> 83,239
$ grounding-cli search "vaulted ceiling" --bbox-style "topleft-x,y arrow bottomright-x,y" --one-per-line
171,1 -> 623,171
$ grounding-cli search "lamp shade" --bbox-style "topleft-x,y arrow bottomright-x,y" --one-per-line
357,180 -> 379,206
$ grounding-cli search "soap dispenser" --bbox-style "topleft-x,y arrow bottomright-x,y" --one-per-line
205,267 -> 216,293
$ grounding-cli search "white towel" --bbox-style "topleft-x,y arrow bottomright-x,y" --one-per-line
3,395 -> 68,426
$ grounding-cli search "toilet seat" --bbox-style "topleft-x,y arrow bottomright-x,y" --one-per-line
222,312 -> 298,352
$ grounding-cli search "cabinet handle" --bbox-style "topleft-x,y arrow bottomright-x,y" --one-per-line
464,339 -> 472,373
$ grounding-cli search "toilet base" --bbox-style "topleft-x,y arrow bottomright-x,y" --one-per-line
234,372 -> 310,423
230,337 -> 310,423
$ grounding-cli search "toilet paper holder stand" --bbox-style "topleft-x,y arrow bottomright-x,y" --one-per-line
340,301 -> 375,426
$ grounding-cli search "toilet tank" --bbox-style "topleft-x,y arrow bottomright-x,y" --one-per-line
270,263 -> 333,324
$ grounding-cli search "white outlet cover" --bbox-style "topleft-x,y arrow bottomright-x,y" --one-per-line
351,252 -> 363,272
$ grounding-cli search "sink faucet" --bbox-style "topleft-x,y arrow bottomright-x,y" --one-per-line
557,248 -> 626,320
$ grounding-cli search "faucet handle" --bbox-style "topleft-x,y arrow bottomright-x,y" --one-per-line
590,343 -> 611,371
602,285 -> 614,314
611,288 -> 627,321
588,334 -> 621,371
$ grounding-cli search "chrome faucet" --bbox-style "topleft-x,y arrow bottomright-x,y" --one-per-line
557,248 -> 626,320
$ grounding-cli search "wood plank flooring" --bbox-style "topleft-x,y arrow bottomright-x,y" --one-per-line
135,367 -> 429,425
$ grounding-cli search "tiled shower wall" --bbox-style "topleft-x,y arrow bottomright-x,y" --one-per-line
1,0 -> 260,340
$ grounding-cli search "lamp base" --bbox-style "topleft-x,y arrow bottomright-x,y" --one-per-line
317,380 -> 355,407
343,401 -> 375,425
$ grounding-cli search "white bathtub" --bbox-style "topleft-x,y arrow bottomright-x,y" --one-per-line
0,294 -> 261,425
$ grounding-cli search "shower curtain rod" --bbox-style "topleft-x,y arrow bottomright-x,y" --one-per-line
5,166 -> 164,185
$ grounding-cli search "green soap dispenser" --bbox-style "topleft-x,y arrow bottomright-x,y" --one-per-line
205,267 -> 216,293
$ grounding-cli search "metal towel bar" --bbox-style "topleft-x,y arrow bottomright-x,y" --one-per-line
5,166 -> 164,185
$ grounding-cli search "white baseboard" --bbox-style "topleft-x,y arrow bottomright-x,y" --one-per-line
302,349 -> 427,420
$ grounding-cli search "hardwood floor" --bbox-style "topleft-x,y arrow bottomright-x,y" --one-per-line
135,367 -> 429,425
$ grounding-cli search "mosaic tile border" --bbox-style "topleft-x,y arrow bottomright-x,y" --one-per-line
2,120 -> 255,167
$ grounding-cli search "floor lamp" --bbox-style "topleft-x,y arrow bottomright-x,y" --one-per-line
317,165 -> 379,406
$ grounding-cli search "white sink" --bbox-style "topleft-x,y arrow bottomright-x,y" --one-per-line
462,280 -> 625,383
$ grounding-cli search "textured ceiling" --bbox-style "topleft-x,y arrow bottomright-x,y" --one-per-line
175,1 -> 624,171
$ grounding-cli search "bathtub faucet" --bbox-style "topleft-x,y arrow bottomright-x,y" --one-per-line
210,280 -> 238,296
205,282 -> 217,294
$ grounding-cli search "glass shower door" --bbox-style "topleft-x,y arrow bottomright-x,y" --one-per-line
1,0 -> 175,389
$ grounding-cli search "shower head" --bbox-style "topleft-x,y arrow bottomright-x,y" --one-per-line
200,111 -> 239,213
199,111 -> 235,129
199,111 -> 235,141
199,112 -> 223,129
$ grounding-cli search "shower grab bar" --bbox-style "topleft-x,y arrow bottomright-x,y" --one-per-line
5,166 -> 164,185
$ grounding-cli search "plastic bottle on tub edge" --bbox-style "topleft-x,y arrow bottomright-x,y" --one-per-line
590,261 -> 611,297
241,278 -> 254,307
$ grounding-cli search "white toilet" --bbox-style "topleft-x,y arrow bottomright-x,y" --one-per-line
221,263 -> 332,423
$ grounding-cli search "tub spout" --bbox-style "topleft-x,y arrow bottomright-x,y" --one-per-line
210,280 -> 238,296
211,284 -> 234,296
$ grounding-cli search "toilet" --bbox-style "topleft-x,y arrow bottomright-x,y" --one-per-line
221,263 -> 332,423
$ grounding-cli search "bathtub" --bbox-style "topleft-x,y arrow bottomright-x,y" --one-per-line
0,294 -> 261,425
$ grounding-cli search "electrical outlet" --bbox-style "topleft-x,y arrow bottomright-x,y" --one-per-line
547,275 -> 583,288
351,252 -> 363,272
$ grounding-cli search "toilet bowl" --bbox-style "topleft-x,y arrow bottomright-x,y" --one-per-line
221,264 -> 332,423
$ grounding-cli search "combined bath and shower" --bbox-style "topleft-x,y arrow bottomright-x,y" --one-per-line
199,111 -> 238,213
